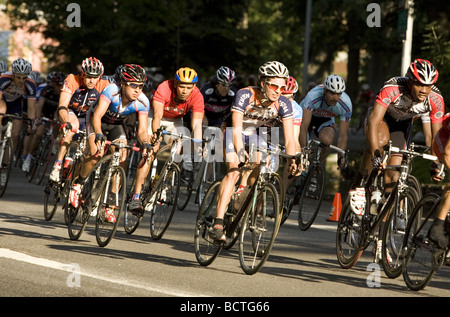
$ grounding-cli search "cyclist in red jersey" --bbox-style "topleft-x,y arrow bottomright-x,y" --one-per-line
127,67 -> 204,213
350,59 -> 445,215
49,57 -> 110,182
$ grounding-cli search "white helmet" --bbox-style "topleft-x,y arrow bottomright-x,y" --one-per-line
324,74 -> 346,93
258,61 -> 289,79
12,57 -> 32,75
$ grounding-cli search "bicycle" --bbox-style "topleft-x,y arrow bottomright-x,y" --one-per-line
43,128 -> 87,222
27,117 -> 57,185
402,193 -> 449,291
0,113 -> 25,197
66,139 -> 142,247
194,144 -> 303,275
336,141 -> 436,278
177,126 -> 220,210
124,128 -> 197,240
283,139 -> 346,230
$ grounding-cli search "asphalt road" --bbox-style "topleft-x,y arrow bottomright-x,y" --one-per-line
1,163 -> 449,304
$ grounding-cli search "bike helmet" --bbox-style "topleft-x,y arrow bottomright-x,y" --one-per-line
282,76 -> 299,94
11,57 -> 32,75
216,66 -> 236,85
29,71 -> 44,85
0,61 -> 7,74
324,74 -> 346,93
81,57 -> 104,77
175,67 -> 198,83
406,59 -> 438,85
47,71 -> 66,85
120,64 -> 147,82
258,61 -> 289,79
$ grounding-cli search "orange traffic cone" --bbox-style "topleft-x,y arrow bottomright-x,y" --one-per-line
327,192 -> 341,222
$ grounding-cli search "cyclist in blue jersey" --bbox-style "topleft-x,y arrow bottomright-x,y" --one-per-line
299,74 -> 352,169
69,64 -> 151,221
0,58 -> 37,157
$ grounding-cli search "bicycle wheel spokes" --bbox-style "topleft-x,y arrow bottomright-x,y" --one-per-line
336,196 -> 363,268
194,180 -> 222,266
298,164 -> 326,231
239,183 -> 279,275
149,165 -> 179,240
381,187 -> 419,278
403,193 -> 443,291
95,167 -> 126,247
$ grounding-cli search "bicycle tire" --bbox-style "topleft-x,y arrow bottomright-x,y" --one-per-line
177,165 -> 193,210
298,163 -> 326,231
402,193 -> 444,291
196,160 -> 216,206
29,133 -> 54,184
336,194 -> 364,269
238,182 -> 280,275
0,138 -> 13,197
43,180 -> 60,221
381,186 -> 420,278
149,164 -> 180,240
95,165 -> 126,247
194,180 -> 223,266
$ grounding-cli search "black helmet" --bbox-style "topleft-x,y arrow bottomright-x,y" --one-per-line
120,64 -> 147,82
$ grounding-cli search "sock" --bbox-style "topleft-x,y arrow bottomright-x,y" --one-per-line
133,193 -> 141,200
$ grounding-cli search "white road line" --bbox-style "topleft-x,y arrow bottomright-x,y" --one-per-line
0,248 -> 207,297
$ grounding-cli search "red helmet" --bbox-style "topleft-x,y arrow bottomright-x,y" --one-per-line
406,59 -> 438,85
282,76 -> 299,94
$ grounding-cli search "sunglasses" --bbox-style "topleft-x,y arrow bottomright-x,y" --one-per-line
126,82 -> 144,90
265,81 -> 286,92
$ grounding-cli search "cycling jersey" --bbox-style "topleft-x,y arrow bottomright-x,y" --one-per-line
152,79 -> 204,119
39,85 -> 60,119
372,77 -> 444,123
292,99 -> 302,126
61,73 -> 110,115
0,72 -> 37,103
231,86 -> 293,135
299,85 -> 352,123
99,83 -> 149,123
201,82 -> 237,124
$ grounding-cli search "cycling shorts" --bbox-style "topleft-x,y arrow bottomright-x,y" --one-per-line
308,116 -> 335,137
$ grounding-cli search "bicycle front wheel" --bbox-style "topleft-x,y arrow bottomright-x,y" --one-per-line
336,194 -> 364,269
381,186 -> 419,278
194,180 -> 222,266
238,183 -> 280,275
0,138 -> 13,197
95,166 -> 126,247
149,164 -> 180,240
297,164 -> 326,231
402,193 -> 443,291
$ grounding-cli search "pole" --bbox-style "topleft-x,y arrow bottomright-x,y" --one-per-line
302,0 -> 312,94
401,0 -> 414,74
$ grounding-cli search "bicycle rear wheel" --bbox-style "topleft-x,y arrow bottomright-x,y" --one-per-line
0,138 -> 13,197
336,194 -> 364,268
238,183 -> 280,275
43,180 -> 61,221
35,134 -> 55,185
194,180 -> 222,266
381,186 -> 419,278
149,164 -> 180,240
95,166 -> 126,247
402,193 -> 444,291
297,164 -> 326,231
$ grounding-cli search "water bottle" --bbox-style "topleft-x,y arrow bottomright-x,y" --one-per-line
62,157 -> 73,178
370,190 -> 381,215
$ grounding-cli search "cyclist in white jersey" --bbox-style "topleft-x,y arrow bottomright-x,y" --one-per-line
300,74 -> 352,169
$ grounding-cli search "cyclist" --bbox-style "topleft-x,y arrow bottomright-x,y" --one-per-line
351,59 -> 444,214
429,112 -> 450,249
69,64 -> 150,222
201,66 -> 237,130
48,57 -> 110,183
127,67 -> 205,214
209,61 -> 300,242
299,74 -> 352,170
0,57 -> 37,158
22,71 -> 66,172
